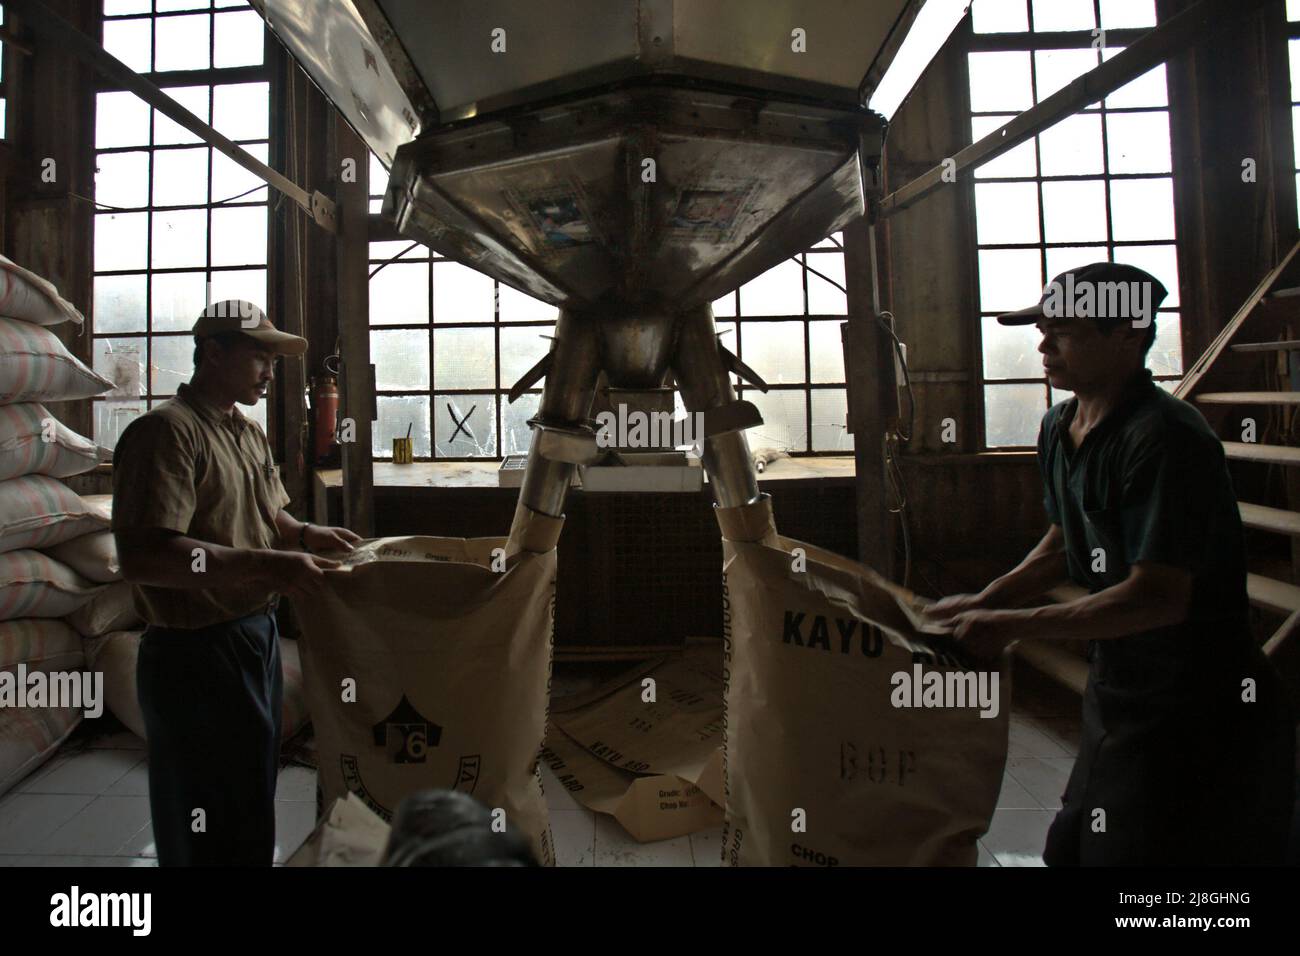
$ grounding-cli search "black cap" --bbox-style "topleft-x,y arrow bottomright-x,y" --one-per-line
997,262 -> 1168,330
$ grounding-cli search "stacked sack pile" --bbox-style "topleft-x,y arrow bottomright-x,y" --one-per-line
0,256 -> 311,798
0,254 -> 116,796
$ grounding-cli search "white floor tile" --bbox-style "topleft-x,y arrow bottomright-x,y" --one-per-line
1007,720 -> 1072,759
1037,716 -> 1083,756
976,841 -> 1000,867
540,764 -> 582,813
550,809 -> 595,867
103,760 -> 150,797
1005,755 -> 1074,811
0,793 -> 97,853
11,752 -> 73,792
995,771 -> 1040,810
982,808 -> 1055,867
17,749 -> 142,795
120,823 -> 156,858
690,827 -> 723,867
274,800 -> 317,864
274,765 -> 317,802
593,814 -> 693,866
35,795 -> 152,856
1,855 -> 157,867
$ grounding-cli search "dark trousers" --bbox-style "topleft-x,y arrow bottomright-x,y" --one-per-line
137,608 -> 283,866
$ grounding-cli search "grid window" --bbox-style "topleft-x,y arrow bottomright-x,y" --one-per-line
368,152 -> 850,460
0,7 -> 7,138
92,0 -> 269,450
970,0 -> 1182,448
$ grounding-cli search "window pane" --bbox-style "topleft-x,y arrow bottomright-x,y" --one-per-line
1290,0 -> 1300,21
211,143 -> 268,202
744,389 -> 807,454
502,393 -> 540,457
975,182 -> 1040,244
94,337 -> 146,397
213,9 -> 264,68
103,18 -> 152,72
433,327 -> 495,389
154,14 -> 211,72
1100,0 -> 1156,29
432,261 -> 494,323
207,268 -> 266,308
150,334 -> 193,395
983,319 -> 1042,379
1034,49 -> 1099,104
1105,112 -> 1171,174
434,394 -> 497,458
372,330 -> 429,390
152,208 -> 208,268
1030,0 -> 1094,31
498,283 -> 556,322
369,152 -> 387,195
739,259 -> 805,316
157,0 -> 212,10
984,383 -> 1045,447
94,274 -> 147,334
369,261 -> 430,325
499,325 -> 554,387
805,253 -> 846,314
712,294 -> 736,318
1109,177 -> 1174,241
811,389 -> 850,452
740,320 -> 805,385
1102,53 -> 1167,108
1292,40 -> 1300,101
373,396 -> 431,459
95,150 -> 150,208
152,146 -> 210,206
95,212 -> 149,272
152,271 -> 207,332
369,240 -> 423,262
104,0 -> 151,13
94,400 -> 145,451
1148,313 -> 1183,376
978,248 -> 1043,313
808,321 -> 845,383
972,115 -> 1037,178
1041,179 -> 1108,243
968,51 -> 1033,112
1045,246 -> 1108,281
154,86 -> 210,145
1050,387 -> 1074,406
97,91 -> 151,149
1118,243 -> 1180,307
210,205 -> 267,266
1038,113 -> 1104,176
972,0 -> 1028,34
212,82 -> 268,141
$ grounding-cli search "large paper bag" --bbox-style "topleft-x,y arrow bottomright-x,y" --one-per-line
718,496 -> 1008,866
294,523 -> 560,867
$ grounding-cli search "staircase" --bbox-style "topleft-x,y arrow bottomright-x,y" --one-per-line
1021,239 -> 1300,692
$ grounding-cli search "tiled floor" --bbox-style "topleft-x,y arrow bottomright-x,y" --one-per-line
0,675 -> 1080,867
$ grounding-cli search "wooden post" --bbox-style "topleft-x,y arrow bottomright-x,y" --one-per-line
334,117 -> 374,536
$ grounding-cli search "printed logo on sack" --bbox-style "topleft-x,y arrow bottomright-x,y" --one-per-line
338,694 -> 481,822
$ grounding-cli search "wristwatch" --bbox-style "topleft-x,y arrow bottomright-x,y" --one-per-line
299,522 -> 312,552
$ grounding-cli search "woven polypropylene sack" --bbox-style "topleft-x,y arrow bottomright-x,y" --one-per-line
0,550 -> 103,621
294,529 -> 561,867
0,318 -> 112,405
0,404 -> 104,481
717,497 -> 1009,867
0,618 -> 86,796
0,475 -> 108,555
0,255 -> 84,327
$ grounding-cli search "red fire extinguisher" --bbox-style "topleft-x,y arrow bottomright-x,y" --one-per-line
312,374 -> 339,465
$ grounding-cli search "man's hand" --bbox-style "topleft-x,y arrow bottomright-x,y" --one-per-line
304,524 -> 362,553
937,608 -> 1026,660
924,592 -> 990,619
265,551 -> 341,599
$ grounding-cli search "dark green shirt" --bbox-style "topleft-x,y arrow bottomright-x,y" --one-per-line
1037,369 -> 1251,677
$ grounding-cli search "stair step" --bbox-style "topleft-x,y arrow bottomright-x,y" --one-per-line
1230,339 -> 1300,352
1238,502 -> 1300,535
1222,442 -> 1300,465
1247,573 -> 1300,615
1198,392 -> 1300,405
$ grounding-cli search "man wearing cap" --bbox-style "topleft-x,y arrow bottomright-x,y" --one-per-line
112,300 -> 362,866
925,263 -> 1294,865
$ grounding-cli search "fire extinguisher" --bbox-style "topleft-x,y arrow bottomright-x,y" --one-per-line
311,374 -> 340,465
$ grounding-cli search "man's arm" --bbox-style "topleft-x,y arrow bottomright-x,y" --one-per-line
939,561 -> 1191,658
272,509 -> 361,553
115,528 -> 338,600
926,524 -> 1070,616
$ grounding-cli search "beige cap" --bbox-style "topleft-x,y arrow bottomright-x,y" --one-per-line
192,300 -> 307,356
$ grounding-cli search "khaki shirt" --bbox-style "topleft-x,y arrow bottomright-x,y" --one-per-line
111,382 -> 291,629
